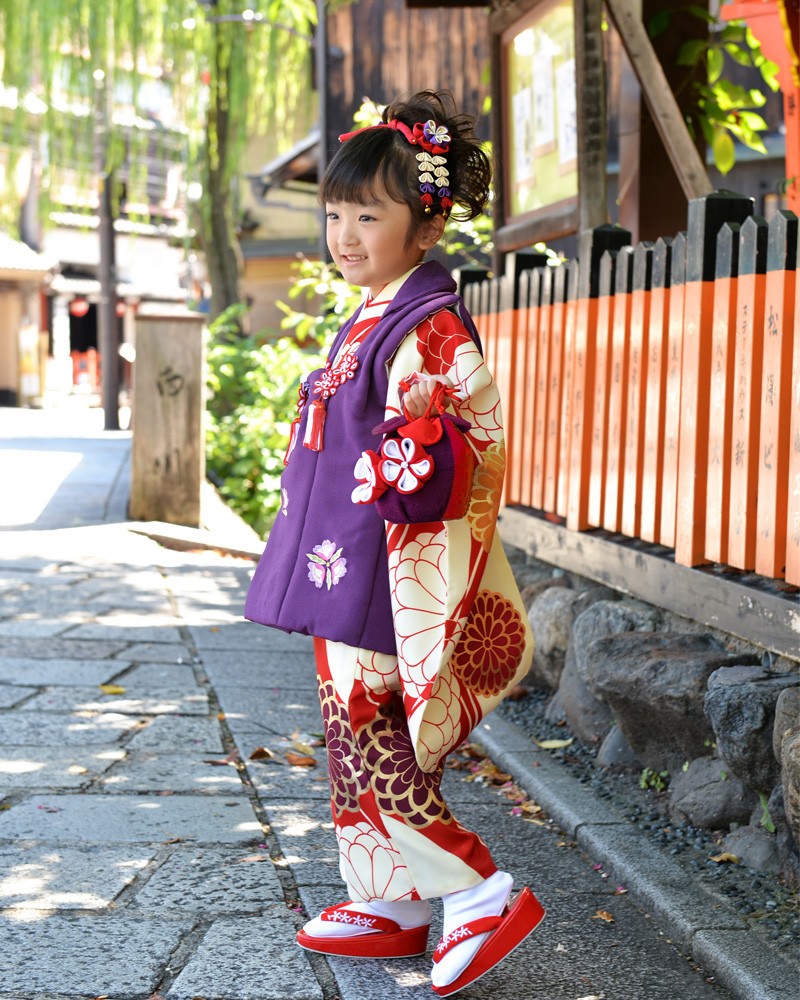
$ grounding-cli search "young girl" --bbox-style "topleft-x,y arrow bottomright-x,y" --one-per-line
245,90 -> 544,997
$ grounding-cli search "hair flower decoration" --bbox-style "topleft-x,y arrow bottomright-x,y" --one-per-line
422,120 -> 451,148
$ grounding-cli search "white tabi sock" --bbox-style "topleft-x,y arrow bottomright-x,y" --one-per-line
430,870 -> 513,989
302,898 -> 432,938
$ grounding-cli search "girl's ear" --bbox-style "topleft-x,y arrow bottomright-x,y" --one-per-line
417,213 -> 446,250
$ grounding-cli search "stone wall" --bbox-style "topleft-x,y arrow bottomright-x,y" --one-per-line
506,546 -> 800,886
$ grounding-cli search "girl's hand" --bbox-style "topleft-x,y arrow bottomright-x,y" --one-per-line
402,374 -> 454,419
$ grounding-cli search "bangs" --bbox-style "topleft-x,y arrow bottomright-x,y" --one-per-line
320,129 -> 415,208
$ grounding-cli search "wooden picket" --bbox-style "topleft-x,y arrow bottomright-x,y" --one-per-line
463,194 -> 799,593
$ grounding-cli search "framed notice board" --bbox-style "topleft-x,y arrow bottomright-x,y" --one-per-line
495,0 -> 579,251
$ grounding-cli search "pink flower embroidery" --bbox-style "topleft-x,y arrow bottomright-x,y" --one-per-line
307,539 -> 347,590
379,437 -> 433,494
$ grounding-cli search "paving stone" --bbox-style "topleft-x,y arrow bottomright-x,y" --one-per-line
188,621 -> 314,653
0,636 -> 128,659
66,622 -> 184,643
265,800 -> 341,887
133,845 -> 284,913
216,684 -> 321,732
119,642 -> 195,663
0,620 -> 74,638
117,661 -> 200,687
127,715 -> 225,753
101,751 -> 247,794
0,684 -> 37,707
0,913 -> 191,993
0,843 -> 155,909
1,794 -> 263,843
246,756 -> 333,803
0,711 -> 143,745
20,686 -> 210,716
203,651 -> 317,690
0,656 -> 129,685
0,745 -> 125,789
167,910 -> 323,1000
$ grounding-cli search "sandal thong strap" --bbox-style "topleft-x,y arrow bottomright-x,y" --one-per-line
320,904 -> 401,935
433,915 -> 504,962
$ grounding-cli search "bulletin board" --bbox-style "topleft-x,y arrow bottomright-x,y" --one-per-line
496,0 -> 579,250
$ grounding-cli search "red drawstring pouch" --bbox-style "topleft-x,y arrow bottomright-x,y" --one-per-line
351,380 -> 476,523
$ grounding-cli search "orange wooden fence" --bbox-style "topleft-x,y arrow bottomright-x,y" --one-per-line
463,192 -> 799,586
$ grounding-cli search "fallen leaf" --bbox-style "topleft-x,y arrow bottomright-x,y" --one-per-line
99,684 -> 126,695
249,746 -> 276,761
203,750 -> 240,767
68,765 -> 89,775
533,738 -> 574,750
710,852 -> 739,864
614,886 -> 628,895
286,752 -> 316,767
210,627 -> 220,632
506,684 -> 529,701
591,909 -> 614,923
238,855 -> 268,863
37,804 -> 62,813
291,739 -> 316,755
217,712 -> 226,720
162,836 -> 186,845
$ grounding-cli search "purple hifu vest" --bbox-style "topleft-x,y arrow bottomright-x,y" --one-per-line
244,261 -> 482,655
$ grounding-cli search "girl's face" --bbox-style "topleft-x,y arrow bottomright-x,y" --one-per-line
325,192 -> 443,297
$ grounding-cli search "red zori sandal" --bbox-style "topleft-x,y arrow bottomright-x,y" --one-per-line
296,904 -> 430,959
431,887 -> 546,997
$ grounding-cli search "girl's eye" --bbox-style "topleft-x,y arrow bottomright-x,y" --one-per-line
359,214 -> 375,223
326,212 -> 339,221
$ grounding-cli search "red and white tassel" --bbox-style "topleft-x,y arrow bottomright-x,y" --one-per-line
284,417 -> 301,466
303,399 -> 327,451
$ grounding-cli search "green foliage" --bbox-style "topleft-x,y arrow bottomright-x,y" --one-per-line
639,768 -> 670,792
205,303 -> 325,536
759,792 -> 776,834
649,6 -> 780,176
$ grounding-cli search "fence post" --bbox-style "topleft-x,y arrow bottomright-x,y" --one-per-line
588,249 -> 620,526
557,260 -> 581,518
755,210 -> 799,578
675,190 -> 753,566
787,259 -> 800,586
728,215 -> 769,570
129,306 -> 206,527
544,263 -> 568,513
621,241 -> 654,539
520,269 -> 545,508
603,245 -> 635,532
705,222 -> 741,565
660,231 -> 687,547
568,224 -> 631,530
640,236 -> 672,543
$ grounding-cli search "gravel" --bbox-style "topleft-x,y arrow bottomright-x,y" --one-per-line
496,684 -> 800,959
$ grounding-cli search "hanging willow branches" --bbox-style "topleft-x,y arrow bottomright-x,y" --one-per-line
0,0 -> 317,315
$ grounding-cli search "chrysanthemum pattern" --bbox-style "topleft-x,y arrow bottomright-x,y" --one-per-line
413,669 -> 481,772
358,710 -> 451,829
318,679 -> 371,816
355,649 -> 401,696
450,591 -> 527,698
336,820 -> 415,902
466,442 -> 505,551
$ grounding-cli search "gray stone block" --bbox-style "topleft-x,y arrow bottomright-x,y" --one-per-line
0,656 -> 129,685
215,684 -> 321,732
202,651 -> 317,690
128,714 -> 226,753
0,843 -> 155,909
118,661 -> 201,686
67,622 -> 184,643
1,794 -> 262,843
101,751 -> 247,794
0,710 -> 142,745
167,911 -> 324,1000
0,636 -> 129,659
0,683 -> 37,707
0,745 -> 124,789
189,621 -> 314,652
133,845 -> 284,913
116,641 -> 194,662
0,913 -> 191,993
668,756 -> 756,829
20,686 -> 210,716
0,620 -> 73,638
692,928 -> 800,1000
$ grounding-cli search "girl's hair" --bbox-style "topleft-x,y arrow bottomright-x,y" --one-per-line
320,90 -> 491,227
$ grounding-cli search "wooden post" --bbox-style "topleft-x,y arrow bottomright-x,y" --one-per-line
705,223 -> 741,565
659,231 -> 687,548
568,225 -> 631,531
544,264 -> 568,513
786,258 -> 800,586
531,267 -> 554,510
605,0 -> 713,202
640,236 -> 672,543
129,307 -> 206,527
675,191 -> 753,566
621,241 -> 654,539
603,245 -> 635,533
519,269 -> 545,509
755,210 -> 799,578
494,275 -> 516,502
557,260 -> 580,518
728,216 -> 769,570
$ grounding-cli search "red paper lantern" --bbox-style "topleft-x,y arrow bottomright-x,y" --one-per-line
69,297 -> 90,318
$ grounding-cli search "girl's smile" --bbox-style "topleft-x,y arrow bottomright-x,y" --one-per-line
326,193 -> 444,297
